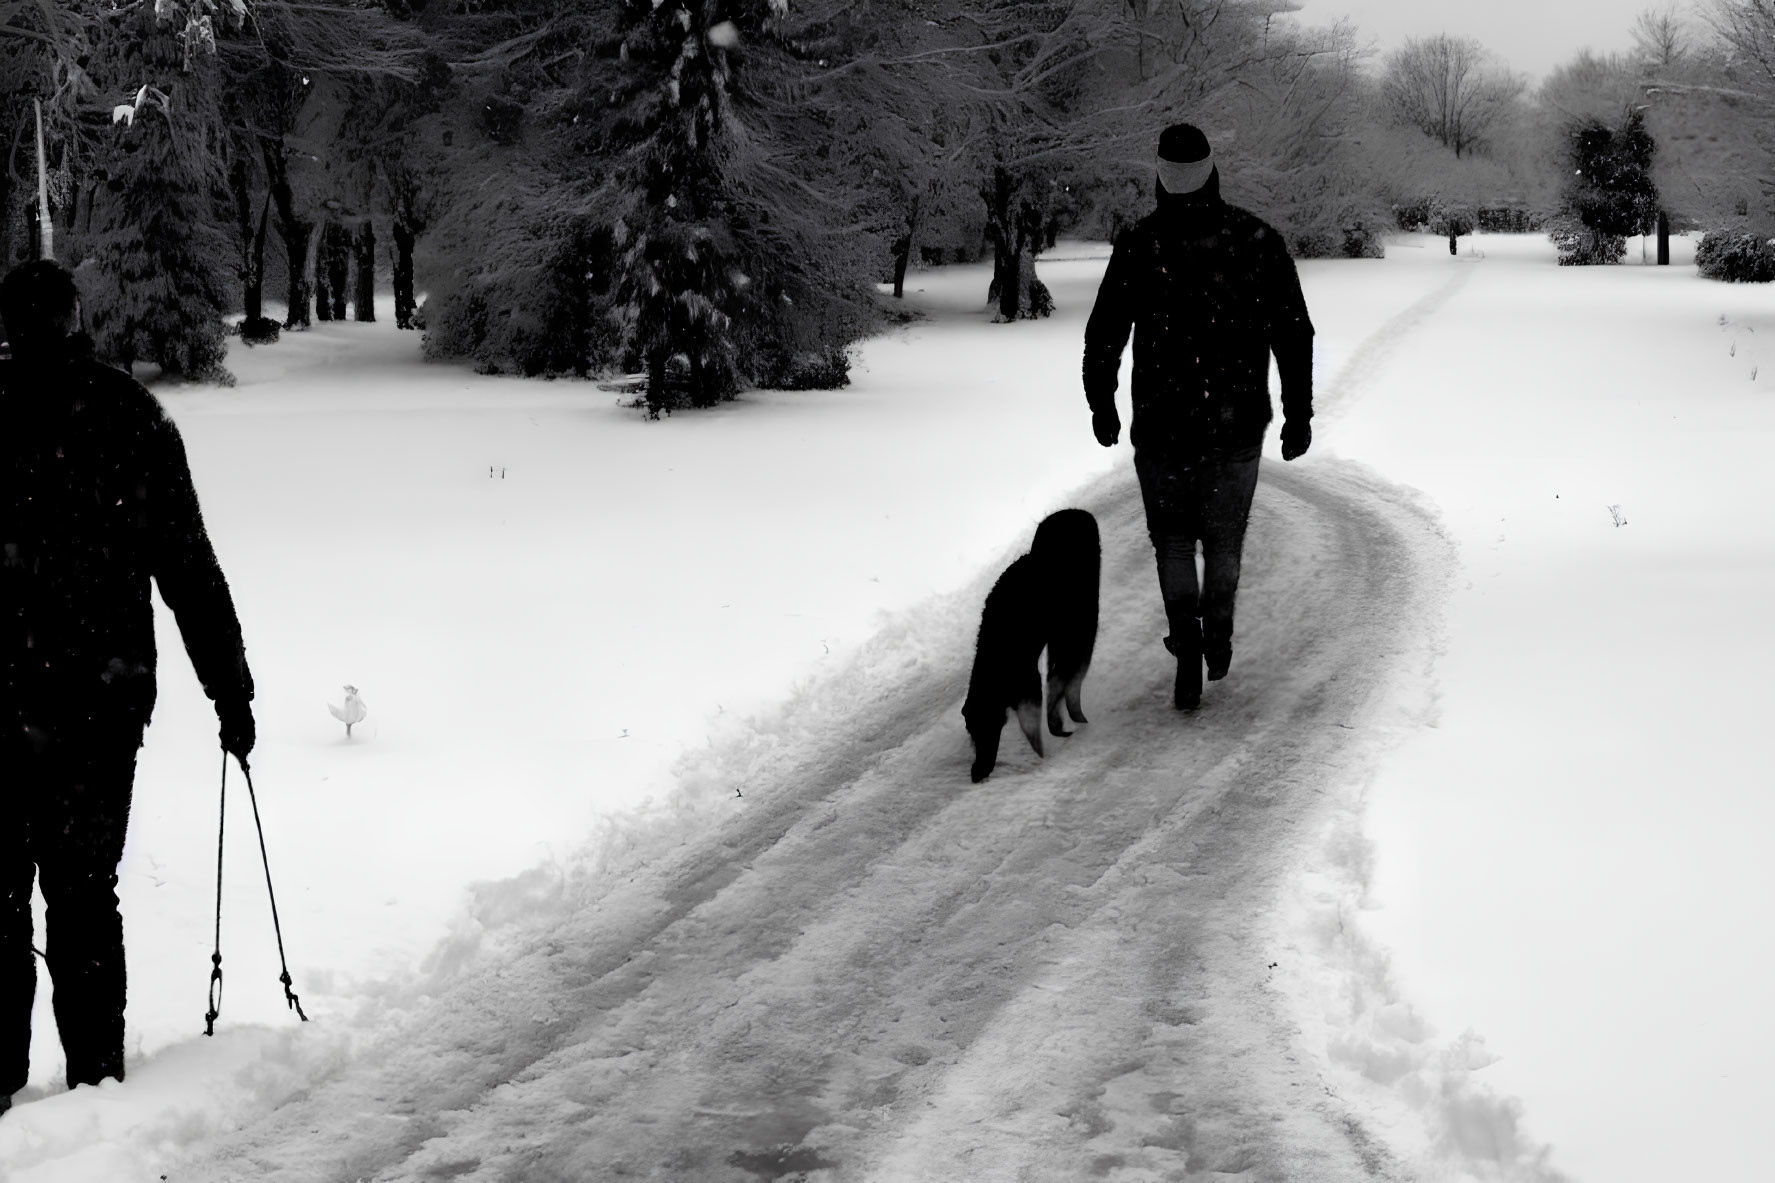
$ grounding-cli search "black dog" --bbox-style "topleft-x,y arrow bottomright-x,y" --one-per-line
962,508 -> 1101,782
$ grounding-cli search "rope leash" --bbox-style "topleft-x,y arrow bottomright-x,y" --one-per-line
204,750 -> 307,1034
204,750 -> 226,1036
239,756 -> 307,1021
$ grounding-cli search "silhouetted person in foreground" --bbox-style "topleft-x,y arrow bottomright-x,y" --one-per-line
0,261 -> 254,1111
1082,124 -> 1315,710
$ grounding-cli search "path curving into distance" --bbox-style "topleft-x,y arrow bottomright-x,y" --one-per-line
177,257 -> 1468,1183
176,452 -> 1447,1182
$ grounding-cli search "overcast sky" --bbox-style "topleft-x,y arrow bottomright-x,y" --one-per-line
1298,0 -> 1672,81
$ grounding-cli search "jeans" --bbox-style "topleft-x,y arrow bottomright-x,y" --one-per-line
1133,450 -> 1262,662
1,725 -> 140,1094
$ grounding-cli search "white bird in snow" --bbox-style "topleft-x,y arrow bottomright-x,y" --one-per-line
328,685 -> 367,737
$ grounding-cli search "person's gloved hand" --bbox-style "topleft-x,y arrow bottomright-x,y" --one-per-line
1281,418 -> 1312,461
218,698 -> 256,765
1091,406 -> 1121,448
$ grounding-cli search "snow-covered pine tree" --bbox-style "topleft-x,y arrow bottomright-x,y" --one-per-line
79,6 -> 235,381
1551,108 -> 1658,264
597,0 -> 885,408
413,3 -> 643,377
606,0 -> 742,410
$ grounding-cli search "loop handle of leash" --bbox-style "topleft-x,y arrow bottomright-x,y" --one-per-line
205,952 -> 223,1037
204,750 -> 227,1037
203,749 -> 308,1034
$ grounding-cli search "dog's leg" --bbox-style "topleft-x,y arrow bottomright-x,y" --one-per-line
1064,660 -> 1090,724
1015,699 -> 1044,757
969,718 -> 1004,783
1046,670 -> 1073,737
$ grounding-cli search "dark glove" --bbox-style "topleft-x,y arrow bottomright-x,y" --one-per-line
218,698 -> 256,765
1280,418 -> 1311,462
1091,406 -> 1121,448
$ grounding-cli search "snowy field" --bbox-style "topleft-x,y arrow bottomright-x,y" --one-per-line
1312,230 -> 1775,1183
0,230 -> 1769,1180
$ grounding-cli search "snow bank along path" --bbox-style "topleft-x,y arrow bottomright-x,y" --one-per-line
175,369 -> 1455,1175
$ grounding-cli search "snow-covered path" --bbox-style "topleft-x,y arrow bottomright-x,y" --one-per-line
175,445 -> 1443,1180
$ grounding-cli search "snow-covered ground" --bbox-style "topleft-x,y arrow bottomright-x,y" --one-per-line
0,230 -> 1768,1181
1302,230 -> 1775,1183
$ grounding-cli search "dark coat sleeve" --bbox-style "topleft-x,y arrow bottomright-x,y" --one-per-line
1082,229 -> 1140,414
1263,233 -> 1315,424
145,403 -> 253,708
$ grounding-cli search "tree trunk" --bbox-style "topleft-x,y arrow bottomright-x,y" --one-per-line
353,220 -> 376,322
1656,210 -> 1670,265
646,346 -> 669,417
985,169 -> 1054,323
328,226 -> 349,320
313,230 -> 334,323
393,218 -> 417,329
1448,228 -> 1458,255
688,344 -> 712,408
229,159 -> 271,331
891,233 -> 911,299
317,222 -> 350,321
1013,192 -> 1053,319
281,217 -> 313,328
984,167 -> 1015,316
248,198 -> 270,325
891,194 -> 921,300
261,138 -> 312,330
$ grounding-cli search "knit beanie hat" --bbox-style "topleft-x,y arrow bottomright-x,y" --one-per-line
1157,124 -> 1214,196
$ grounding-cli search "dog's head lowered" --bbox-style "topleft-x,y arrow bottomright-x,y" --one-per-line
1030,508 -> 1100,579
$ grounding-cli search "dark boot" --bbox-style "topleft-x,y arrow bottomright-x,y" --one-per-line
1164,623 -> 1202,711
1204,639 -> 1232,682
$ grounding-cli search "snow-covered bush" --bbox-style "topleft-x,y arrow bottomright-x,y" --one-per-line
755,347 -> 851,391
1550,222 -> 1628,265
1288,221 -> 1387,259
1392,197 -> 1435,231
421,221 -> 614,378
1476,206 -> 1542,232
1695,231 -> 1775,282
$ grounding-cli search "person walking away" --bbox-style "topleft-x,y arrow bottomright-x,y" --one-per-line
1082,123 -> 1314,710
0,260 -> 255,1112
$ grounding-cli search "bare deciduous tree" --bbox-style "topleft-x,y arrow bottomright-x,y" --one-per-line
1380,34 -> 1525,157
1710,0 -> 1775,83
1633,4 -> 1693,68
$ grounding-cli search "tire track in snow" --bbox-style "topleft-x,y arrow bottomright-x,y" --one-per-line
177,264 -> 1456,1183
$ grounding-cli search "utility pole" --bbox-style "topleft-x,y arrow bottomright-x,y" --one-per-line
34,98 -> 54,261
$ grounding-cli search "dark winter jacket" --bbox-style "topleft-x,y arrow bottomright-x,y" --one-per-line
1,357 -> 252,744
1083,175 -> 1314,460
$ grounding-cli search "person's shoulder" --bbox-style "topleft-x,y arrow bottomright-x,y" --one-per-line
75,360 -> 167,418
1116,216 -> 1164,250
73,362 -> 191,451
1220,203 -> 1286,245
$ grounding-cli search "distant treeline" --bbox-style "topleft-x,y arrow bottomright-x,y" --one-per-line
1,3 -> 1772,402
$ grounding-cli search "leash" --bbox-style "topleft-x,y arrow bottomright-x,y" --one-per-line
204,750 -> 308,1035
239,754 -> 307,1021
204,751 -> 226,1036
